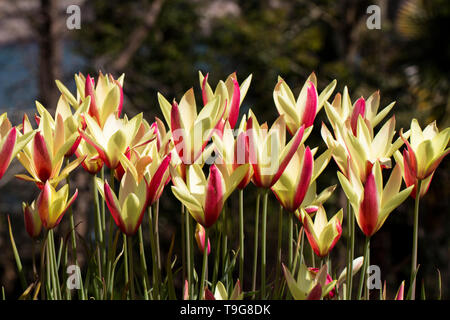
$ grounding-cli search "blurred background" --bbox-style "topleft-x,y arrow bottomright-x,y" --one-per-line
0,0 -> 448,299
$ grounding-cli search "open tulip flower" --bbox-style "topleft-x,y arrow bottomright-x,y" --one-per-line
212,117 -> 253,189
247,111 -> 310,188
0,113 -> 35,180
75,139 -> 104,175
283,263 -> 337,300
56,72 -> 124,128
271,144 -> 331,213
323,87 -> 396,137
22,201 -> 42,239
204,280 -> 243,300
36,181 -> 78,229
393,119 -> 449,198
199,71 -> 252,129
299,206 -> 343,257
96,167 -> 149,236
16,112 -> 84,189
273,72 -> 336,134
171,162 -> 249,228
79,113 -> 149,169
323,115 -> 408,183
338,161 -> 413,237
158,88 -> 225,167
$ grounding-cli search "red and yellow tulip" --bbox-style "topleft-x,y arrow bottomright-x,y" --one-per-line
394,119 -> 449,198
338,161 -> 413,237
171,163 -> 249,228
247,111 -> 309,188
299,206 -> 343,257
273,73 -> 336,134
271,144 -> 331,213
36,181 -> 78,229
16,113 -> 84,189
22,201 -> 42,238
199,71 -> 252,129
0,113 -> 35,180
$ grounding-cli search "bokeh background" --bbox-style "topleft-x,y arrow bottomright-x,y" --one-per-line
0,0 -> 448,299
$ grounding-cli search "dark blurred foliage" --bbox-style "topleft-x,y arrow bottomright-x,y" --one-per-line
1,0 -> 449,299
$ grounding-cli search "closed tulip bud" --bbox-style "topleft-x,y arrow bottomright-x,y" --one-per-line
22,201 -> 42,238
195,223 -> 210,255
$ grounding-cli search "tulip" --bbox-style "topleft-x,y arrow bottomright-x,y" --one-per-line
308,267 -> 337,299
204,280 -> 243,300
323,88 -> 395,136
299,206 -> 343,258
283,263 -> 336,300
395,119 -> 449,198
56,72 -> 124,127
96,168 -> 148,236
75,139 -> 104,175
322,115 -> 407,183
199,71 -> 252,129
212,117 -> 253,189
79,113 -> 148,169
195,223 -> 210,255
247,112 -> 309,189
22,201 -> 42,238
274,72 -> 336,134
36,181 -> 78,229
157,87 -> 225,167
394,119 -> 449,299
171,163 -> 248,228
338,161 -> 413,238
16,113 -> 84,189
272,145 -> 331,213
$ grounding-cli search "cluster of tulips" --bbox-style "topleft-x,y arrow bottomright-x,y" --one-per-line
0,70 -> 448,300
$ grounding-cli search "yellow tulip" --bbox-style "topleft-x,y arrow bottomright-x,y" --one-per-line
394,119 -> 449,198
36,181 -> 78,229
247,111 -> 310,188
274,72 -> 336,134
16,112 -> 84,189
171,163 -> 249,228
338,161 -> 413,237
299,206 -> 343,257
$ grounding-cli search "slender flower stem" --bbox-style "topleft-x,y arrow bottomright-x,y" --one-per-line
357,236 -> 370,300
261,189 -> 269,299
199,228 -> 209,300
212,227 -> 221,291
410,179 -> 422,300
138,227 -> 150,300
346,199 -> 355,300
105,169 -> 116,298
185,206 -> 192,299
238,189 -> 245,288
123,234 -> 129,299
127,236 -> 135,299
148,206 -> 160,299
154,200 -> 162,272
251,190 -> 261,299
292,227 -> 304,276
288,212 -> 293,269
93,174 -> 104,275
181,205 -> 186,292
274,204 -> 283,298
40,231 -> 49,300
221,206 -> 228,277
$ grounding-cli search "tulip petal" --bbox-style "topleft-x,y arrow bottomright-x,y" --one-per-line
104,181 -> 126,234
203,165 -> 224,228
358,172 -> 379,237
0,127 -> 17,179
301,82 -> 318,128
228,77 -> 241,129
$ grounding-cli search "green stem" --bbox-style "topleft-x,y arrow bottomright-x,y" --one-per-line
238,189 -> 245,289
288,212 -> 293,270
138,227 -> 150,300
127,236 -> 135,299
346,199 -> 355,300
212,226 -> 221,291
40,231 -> 49,300
199,228 -> 209,300
93,174 -> 104,277
261,189 -> 269,299
357,236 -> 370,300
410,179 -> 422,300
123,234 -> 129,300
185,206 -> 192,299
181,205 -> 186,293
221,206 -> 228,277
148,206 -> 160,299
251,190 -> 261,299
154,200 -> 162,272
274,204 -> 283,298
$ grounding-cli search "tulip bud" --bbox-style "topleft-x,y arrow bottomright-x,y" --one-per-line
195,223 -> 210,255
22,201 -> 42,238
